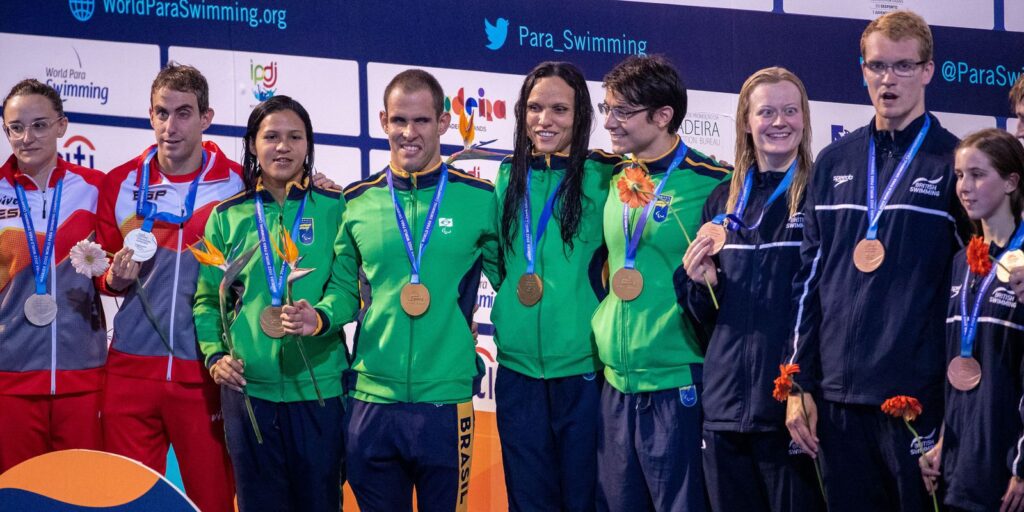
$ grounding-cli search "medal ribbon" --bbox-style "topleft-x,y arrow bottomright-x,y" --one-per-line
135,147 -> 209,231
522,169 -> 564,275
864,116 -> 930,240
386,164 -> 449,285
959,222 -> 1024,357
254,189 -> 308,307
720,158 -> 798,231
14,178 -> 63,295
622,142 -> 688,270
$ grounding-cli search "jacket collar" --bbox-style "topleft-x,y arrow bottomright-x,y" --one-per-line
0,154 -> 69,190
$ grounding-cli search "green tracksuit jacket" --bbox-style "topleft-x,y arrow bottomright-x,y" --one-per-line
491,151 -> 619,379
194,180 -> 347,403
592,137 -> 730,393
314,162 -> 499,404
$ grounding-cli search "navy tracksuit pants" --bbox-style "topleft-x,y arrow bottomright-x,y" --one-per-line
495,366 -> 601,512
221,388 -> 345,512
345,398 -> 475,512
597,367 -> 706,512
817,393 -> 943,512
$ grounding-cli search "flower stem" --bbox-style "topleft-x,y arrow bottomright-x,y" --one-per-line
793,382 -> 828,506
905,418 -> 938,512
218,288 -> 262,444
989,254 -> 1012,274
287,280 -> 325,407
134,277 -> 172,353
669,207 -> 719,309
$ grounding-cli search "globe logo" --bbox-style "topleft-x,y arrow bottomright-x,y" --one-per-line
69,0 -> 94,22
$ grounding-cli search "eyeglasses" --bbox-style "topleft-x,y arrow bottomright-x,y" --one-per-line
597,102 -> 649,122
862,60 -> 928,78
3,117 -> 65,140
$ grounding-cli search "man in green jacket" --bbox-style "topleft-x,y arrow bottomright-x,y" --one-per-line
593,55 -> 729,512
283,69 -> 499,512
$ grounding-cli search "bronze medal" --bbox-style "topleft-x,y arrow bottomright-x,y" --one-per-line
401,283 -> 431,317
259,305 -> 285,338
24,294 -> 58,326
853,238 -> 885,273
947,356 -> 982,391
612,268 -> 644,301
517,273 -> 544,307
697,222 -> 727,255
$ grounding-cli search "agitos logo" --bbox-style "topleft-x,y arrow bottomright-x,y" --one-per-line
250,60 -> 278,102
62,135 -> 96,169
444,87 -> 506,122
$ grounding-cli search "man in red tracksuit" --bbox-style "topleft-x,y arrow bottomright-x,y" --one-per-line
96,63 -> 240,512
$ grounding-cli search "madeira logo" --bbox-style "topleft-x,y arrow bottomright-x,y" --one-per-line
484,18 -> 509,50
69,0 -> 95,22
251,60 -> 278,102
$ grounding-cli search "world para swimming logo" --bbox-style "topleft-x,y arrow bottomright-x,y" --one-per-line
69,0 -> 95,22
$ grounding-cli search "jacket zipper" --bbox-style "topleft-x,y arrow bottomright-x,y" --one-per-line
166,199 -> 184,381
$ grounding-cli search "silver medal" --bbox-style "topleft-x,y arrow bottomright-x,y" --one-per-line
125,228 -> 158,262
24,294 -> 58,326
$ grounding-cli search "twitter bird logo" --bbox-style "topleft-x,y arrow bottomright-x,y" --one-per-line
484,17 -> 509,50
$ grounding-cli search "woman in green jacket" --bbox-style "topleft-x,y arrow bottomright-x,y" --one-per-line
491,61 -> 618,511
193,95 -> 346,512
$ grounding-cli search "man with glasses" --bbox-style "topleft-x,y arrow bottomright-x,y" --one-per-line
784,10 -> 968,511
592,54 -> 728,511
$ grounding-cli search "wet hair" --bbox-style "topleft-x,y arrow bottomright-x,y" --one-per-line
151,62 -> 210,113
383,69 -> 445,117
860,10 -> 933,62
602,54 -> 687,133
241,95 -> 315,195
500,62 -> 594,259
729,67 -> 813,218
2,79 -> 64,118
957,128 -> 1024,223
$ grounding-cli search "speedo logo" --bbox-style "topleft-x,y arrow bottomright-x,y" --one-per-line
833,174 -> 854,187
909,175 -> 942,197
950,284 -> 962,298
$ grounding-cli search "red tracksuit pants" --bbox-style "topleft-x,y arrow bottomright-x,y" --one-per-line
0,390 -> 102,474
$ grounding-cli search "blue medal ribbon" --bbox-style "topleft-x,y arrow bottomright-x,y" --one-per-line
14,178 -> 63,295
864,116 -> 930,240
621,142 -> 688,269
522,169 -> 563,275
135,147 -> 209,231
386,164 -> 448,284
959,222 -> 1024,358
723,158 -> 798,231
254,188 -> 308,307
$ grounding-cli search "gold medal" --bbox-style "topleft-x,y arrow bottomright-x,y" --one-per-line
517,273 -> 543,307
612,268 -> 644,301
259,305 -> 285,338
947,356 -> 982,391
853,238 -> 885,273
401,283 -> 430,317
697,222 -> 727,255
997,250 -> 1024,283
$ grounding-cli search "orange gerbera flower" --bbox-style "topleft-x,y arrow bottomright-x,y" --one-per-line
772,363 -> 800,402
617,165 -> 655,208
881,395 -> 923,422
187,237 -> 226,268
966,236 -> 992,276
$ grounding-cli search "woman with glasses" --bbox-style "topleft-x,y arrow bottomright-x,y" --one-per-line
489,61 -> 618,511
681,67 -> 825,512
0,79 -> 107,472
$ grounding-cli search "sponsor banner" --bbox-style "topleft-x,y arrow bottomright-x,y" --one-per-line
808,100 -> 876,155
168,47 -> 360,136
1008,2 -> 1024,32
784,0 -> 994,30
0,124 -> 240,174
474,275 -> 498,413
368,149 -> 502,183
0,33 -> 158,118
314,145 -> 362,190
615,0 -> 773,11
367,63 -> 514,151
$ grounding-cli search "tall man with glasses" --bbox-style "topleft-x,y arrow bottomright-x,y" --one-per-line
784,10 -> 969,511
592,54 -> 729,511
